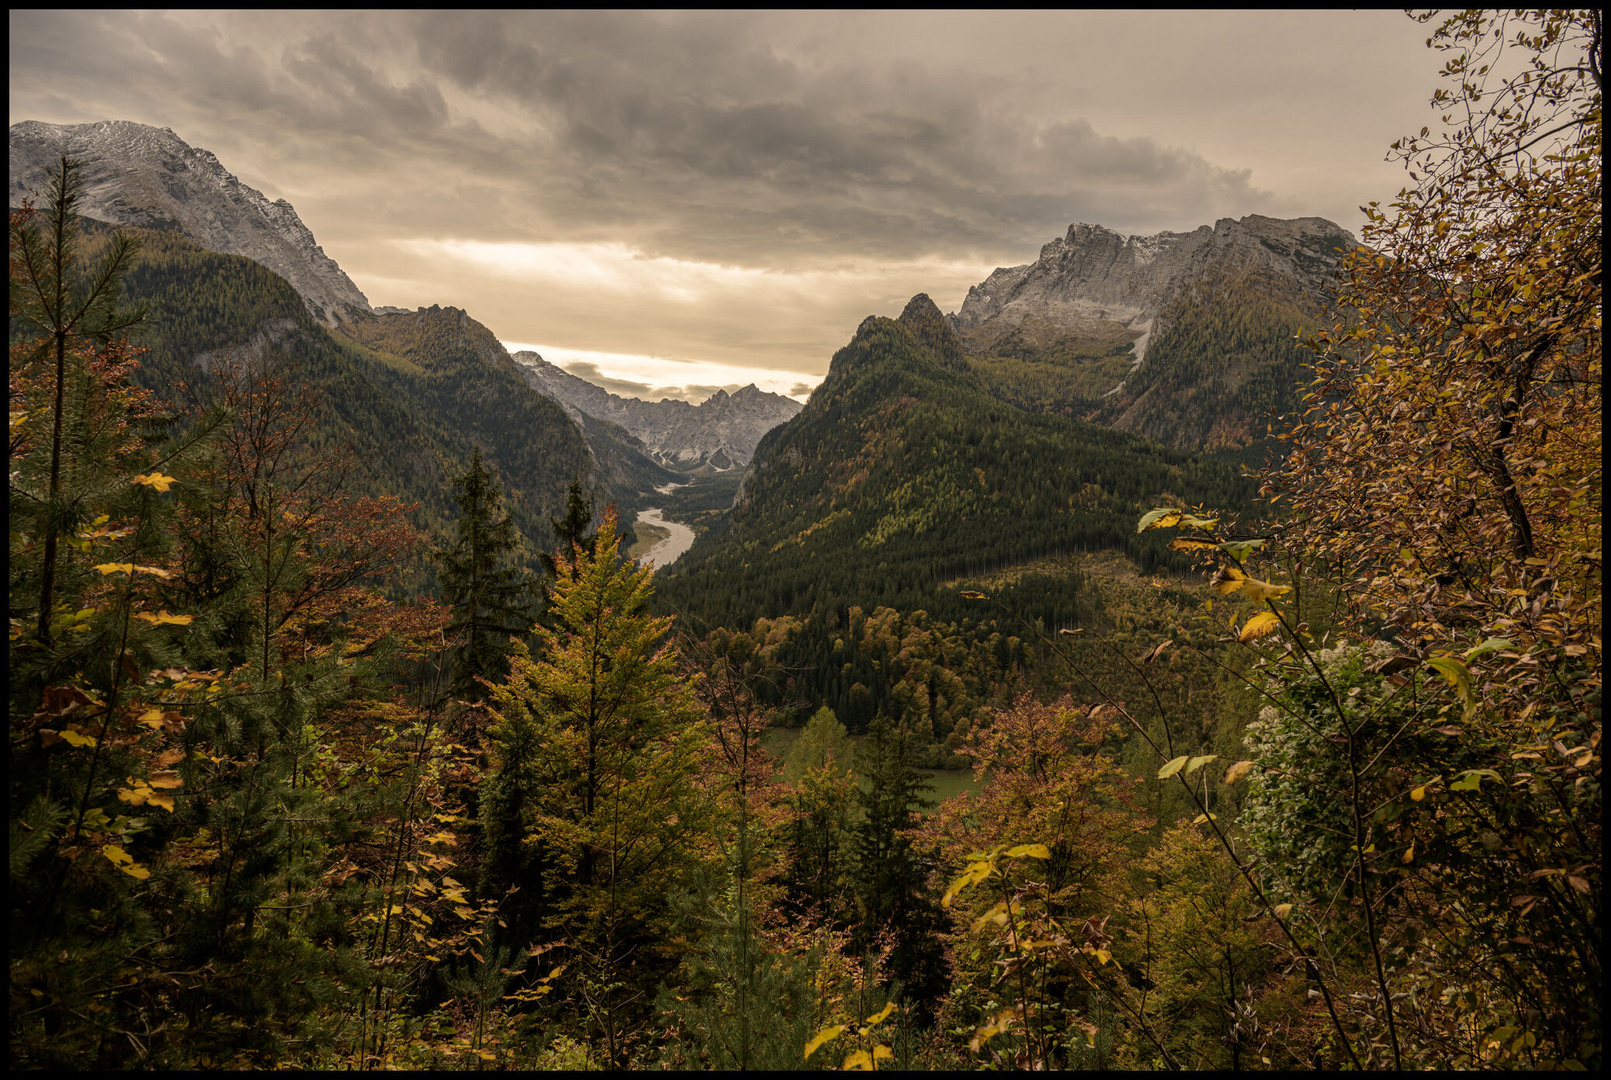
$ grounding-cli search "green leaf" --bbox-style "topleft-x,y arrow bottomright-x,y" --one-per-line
1462,637 -> 1514,661
1218,539 -> 1264,563
1137,507 -> 1182,533
1425,655 -> 1477,719
1157,755 -> 1189,779
1184,754 -> 1218,775
1449,768 -> 1501,792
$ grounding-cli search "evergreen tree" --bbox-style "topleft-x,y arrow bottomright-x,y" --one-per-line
434,447 -> 534,703
784,706 -> 858,917
483,509 -> 707,1064
851,716 -> 948,1015
655,871 -> 816,1070
9,156 -> 147,644
540,478 -> 595,580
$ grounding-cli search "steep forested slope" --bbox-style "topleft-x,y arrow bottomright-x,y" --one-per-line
660,294 -> 1253,633
100,219 -> 656,582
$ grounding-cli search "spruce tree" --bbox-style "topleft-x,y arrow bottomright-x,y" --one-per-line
539,477 -> 595,580
434,447 -> 534,703
483,508 -> 706,1065
851,716 -> 948,1016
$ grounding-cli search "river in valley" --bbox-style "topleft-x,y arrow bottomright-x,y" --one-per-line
633,507 -> 696,567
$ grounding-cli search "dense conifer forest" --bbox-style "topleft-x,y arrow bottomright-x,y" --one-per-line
8,10 -> 1600,1070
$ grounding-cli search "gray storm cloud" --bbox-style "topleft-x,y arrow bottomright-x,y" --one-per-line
9,10 -> 1438,381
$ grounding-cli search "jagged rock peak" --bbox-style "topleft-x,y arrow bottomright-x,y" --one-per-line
511,351 -> 801,472
949,214 -> 1358,366
898,292 -> 967,369
9,119 -> 372,327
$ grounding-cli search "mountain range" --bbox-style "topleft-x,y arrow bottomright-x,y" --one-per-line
11,117 -> 1355,614
511,351 -> 802,473
948,214 -> 1356,452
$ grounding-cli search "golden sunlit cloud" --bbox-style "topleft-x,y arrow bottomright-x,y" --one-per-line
502,341 -> 824,404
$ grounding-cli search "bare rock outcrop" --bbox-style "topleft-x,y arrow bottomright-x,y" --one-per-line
951,214 -> 1357,367
10,119 -> 371,326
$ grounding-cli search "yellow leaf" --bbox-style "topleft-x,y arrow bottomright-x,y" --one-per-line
146,793 -> 175,812
121,862 -> 152,880
94,563 -> 135,576
864,1002 -> 896,1026
873,1046 -> 894,1061
1239,578 -> 1292,603
842,1049 -> 874,1071
135,610 -> 194,626
1273,903 -> 1293,919
804,1025 -> 845,1060
1005,843 -> 1050,860
1239,611 -> 1281,642
133,565 -> 174,579
147,770 -> 183,789
1169,537 -> 1220,552
1210,566 -> 1247,595
973,902 -> 1010,932
102,844 -> 133,866
1223,760 -> 1255,785
1137,507 -> 1183,533
1411,786 -> 1428,801
60,728 -> 98,748
132,472 -> 177,492
1425,655 -> 1477,721
942,860 -> 994,907
1094,948 -> 1112,965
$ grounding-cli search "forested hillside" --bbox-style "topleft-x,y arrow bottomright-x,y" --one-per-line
663,295 -> 1252,627
657,294 -> 1254,755
86,220 -> 662,583
8,9 -> 1600,1072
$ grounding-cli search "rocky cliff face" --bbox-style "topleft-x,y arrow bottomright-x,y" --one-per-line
9,119 -> 371,327
951,214 -> 1356,367
511,352 -> 802,472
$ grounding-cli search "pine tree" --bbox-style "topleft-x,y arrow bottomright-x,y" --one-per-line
434,447 -> 534,704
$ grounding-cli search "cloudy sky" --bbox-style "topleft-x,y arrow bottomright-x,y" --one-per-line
11,10 -> 1444,402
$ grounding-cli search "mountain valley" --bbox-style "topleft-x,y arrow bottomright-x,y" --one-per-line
10,8 -> 1601,1068
512,350 -> 802,473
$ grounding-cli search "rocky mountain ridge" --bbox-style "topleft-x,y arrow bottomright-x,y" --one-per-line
950,214 -> 1356,371
10,119 -> 372,326
511,351 -> 802,472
